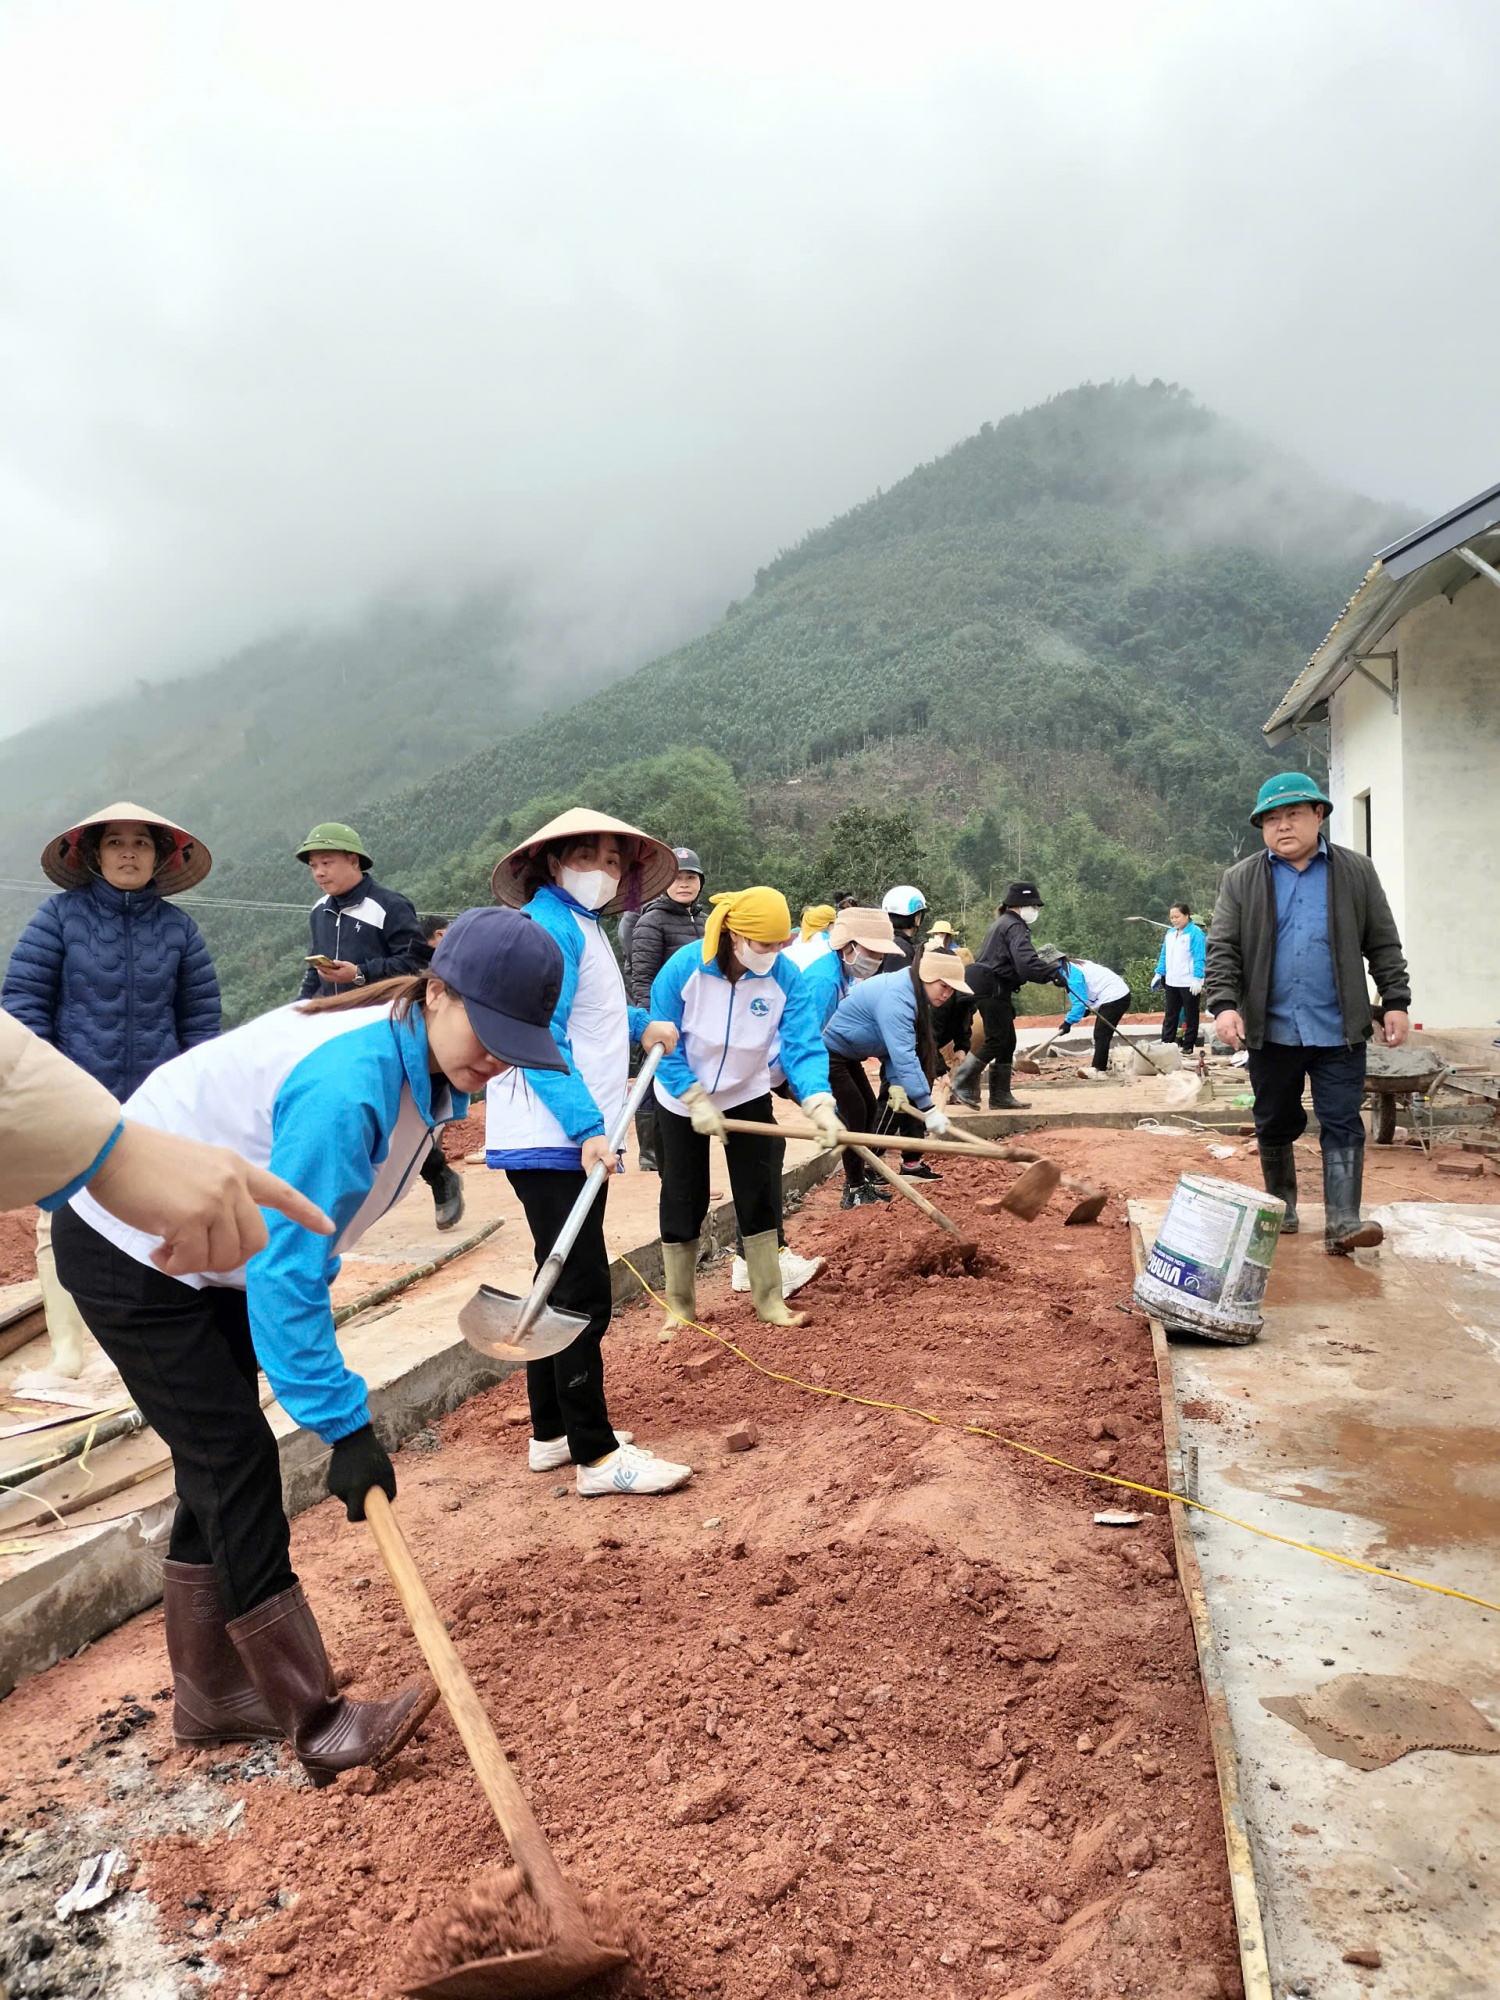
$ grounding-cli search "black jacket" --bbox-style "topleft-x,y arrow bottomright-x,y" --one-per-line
879,927 -> 919,976
1205,843 -> 1410,1049
298,872 -> 425,998
628,892 -> 706,1007
974,911 -> 1064,996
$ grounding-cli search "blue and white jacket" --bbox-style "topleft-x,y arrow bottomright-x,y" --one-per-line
798,948 -> 849,1034
824,969 -> 934,1110
1061,959 -> 1131,1027
1153,922 -> 1206,989
649,942 -> 831,1115
486,884 -> 647,1172
70,1001 -> 464,1444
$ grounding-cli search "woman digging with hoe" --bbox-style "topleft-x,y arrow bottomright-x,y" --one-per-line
486,808 -> 693,1496
648,886 -> 842,1331
49,906 -> 569,1787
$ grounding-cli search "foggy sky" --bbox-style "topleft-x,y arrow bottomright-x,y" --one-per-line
3,0 -> 1498,736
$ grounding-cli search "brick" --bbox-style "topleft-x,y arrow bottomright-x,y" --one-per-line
680,1348 -> 725,1378
1436,1158 -> 1484,1178
724,1420 -> 759,1453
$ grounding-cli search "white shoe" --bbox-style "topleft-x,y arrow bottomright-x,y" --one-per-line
529,1429 -> 633,1473
1082,1068 -> 1111,1081
731,1256 -> 750,1292
778,1247 -> 825,1296
576,1441 -> 692,1496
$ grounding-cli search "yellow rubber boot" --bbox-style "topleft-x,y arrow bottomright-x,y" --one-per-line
659,1238 -> 700,1340
743,1229 -> 806,1328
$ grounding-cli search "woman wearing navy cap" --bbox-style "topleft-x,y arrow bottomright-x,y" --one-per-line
51,907 -> 566,1789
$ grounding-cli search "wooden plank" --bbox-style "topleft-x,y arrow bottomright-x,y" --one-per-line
1130,1212 -> 1276,2000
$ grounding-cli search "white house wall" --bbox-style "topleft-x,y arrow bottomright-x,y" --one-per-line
1392,578 -> 1500,1031
1329,660 -> 1405,953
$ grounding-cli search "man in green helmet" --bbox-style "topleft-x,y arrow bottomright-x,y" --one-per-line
294,825 -> 462,1228
1205,773 -> 1410,1256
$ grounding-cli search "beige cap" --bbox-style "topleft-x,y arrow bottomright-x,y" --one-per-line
491,806 -> 678,917
828,905 -> 895,954
42,801 -> 212,896
919,949 -> 972,993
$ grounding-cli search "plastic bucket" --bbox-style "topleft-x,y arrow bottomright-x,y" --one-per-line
1134,1173 -> 1285,1344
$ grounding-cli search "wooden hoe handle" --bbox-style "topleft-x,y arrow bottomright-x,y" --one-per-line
363,1487 -> 588,1939
852,1144 -> 968,1239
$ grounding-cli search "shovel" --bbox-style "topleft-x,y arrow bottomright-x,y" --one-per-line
943,1124 -> 1107,1225
460,1047 -> 664,1368
365,1489 -> 630,1999
718,1118 -> 1062,1222
1078,998 -> 1175,1077
1013,1025 -> 1066,1076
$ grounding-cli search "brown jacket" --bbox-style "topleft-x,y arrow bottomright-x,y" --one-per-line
0,1011 -> 122,1211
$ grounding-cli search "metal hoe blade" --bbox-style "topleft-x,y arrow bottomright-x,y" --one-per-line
458,1284 -> 591,1367
406,1940 -> 630,2000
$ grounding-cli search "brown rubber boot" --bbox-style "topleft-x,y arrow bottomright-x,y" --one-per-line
227,1583 -> 437,1788
164,1560 -> 285,1746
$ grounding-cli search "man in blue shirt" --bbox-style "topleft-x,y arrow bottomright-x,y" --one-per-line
1206,774 -> 1411,1256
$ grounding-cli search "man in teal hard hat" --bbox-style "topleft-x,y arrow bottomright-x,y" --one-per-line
295,823 -> 462,1228
1205,772 -> 1410,1255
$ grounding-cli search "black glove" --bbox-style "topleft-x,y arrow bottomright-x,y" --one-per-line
327,1423 -> 396,1523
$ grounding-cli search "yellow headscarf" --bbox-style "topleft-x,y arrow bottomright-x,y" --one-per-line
702,887 -> 793,962
798,903 -> 836,942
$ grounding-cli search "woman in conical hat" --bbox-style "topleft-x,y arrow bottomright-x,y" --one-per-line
486,807 -> 693,1496
2,802 -> 221,1380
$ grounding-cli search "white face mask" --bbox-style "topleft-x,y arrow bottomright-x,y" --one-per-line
558,866 -> 616,911
846,946 -> 884,982
1016,906 -> 1040,926
734,939 -> 780,974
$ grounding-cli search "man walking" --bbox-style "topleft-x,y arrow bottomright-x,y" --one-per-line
1206,773 -> 1410,1255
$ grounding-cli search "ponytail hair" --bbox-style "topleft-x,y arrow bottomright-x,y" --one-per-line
298,973 -> 431,1021
909,958 -> 939,1084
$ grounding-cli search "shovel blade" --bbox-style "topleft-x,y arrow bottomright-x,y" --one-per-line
405,1943 -> 630,2000
458,1285 -> 591,1367
999,1160 -> 1062,1221
1064,1191 -> 1108,1226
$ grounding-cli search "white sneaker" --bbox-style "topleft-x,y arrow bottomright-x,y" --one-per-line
1082,1068 -> 1111,1081
528,1429 -> 634,1473
731,1256 -> 750,1292
576,1441 -> 692,1496
778,1247 -> 826,1296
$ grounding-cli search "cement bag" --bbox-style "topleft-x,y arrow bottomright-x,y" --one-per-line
1135,1173 -> 1284,1344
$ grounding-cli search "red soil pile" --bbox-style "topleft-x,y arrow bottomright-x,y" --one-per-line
0,1205 -> 39,1286
14,1126 -> 1373,2000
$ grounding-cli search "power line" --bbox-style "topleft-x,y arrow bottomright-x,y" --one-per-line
0,879 -> 308,913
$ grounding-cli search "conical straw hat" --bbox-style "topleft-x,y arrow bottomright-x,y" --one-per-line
42,801 -> 212,896
491,807 -> 678,917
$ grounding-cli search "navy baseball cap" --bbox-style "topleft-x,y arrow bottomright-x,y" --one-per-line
429,908 -> 568,1071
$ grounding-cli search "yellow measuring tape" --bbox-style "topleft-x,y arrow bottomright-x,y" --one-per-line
620,1256 -> 1500,1618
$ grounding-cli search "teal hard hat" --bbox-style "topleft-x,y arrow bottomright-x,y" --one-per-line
296,821 -> 372,868
1250,772 -> 1334,826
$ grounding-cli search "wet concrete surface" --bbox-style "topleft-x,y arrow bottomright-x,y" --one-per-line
1132,1198 -> 1500,2000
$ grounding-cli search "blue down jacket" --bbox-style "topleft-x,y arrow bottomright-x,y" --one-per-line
2,879 -> 221,1102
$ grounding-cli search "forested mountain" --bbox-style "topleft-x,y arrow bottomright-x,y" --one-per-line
9,382 -> 1417,1019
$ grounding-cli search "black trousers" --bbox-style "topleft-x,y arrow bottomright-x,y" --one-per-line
1160,986 -> 1201,1050
420,1136 -> 450,1188
507,1169 -> 616,1465
1089,993 -> 1131,1070
1247,1041 -> 1368,1151
657,1091 -> 782,1244
973,985 -> 1018,1069
51,1207 -> 295,1619
828,1053 -> 878,1187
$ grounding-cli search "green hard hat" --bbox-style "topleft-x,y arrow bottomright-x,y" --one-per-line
296,821 -> 372,868
1250,772 -> 1334,826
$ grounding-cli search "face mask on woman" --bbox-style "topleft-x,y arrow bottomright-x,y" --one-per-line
558,866 -> 617,911
733,938 -> 781,975
1015,905 -> 1040,927
846,946 -> 884,982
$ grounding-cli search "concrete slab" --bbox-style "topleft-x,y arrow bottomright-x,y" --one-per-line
1131,1195 -> 1500,2000
0,1107 -> 837,1692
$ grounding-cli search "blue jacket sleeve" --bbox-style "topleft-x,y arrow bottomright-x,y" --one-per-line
774,958 -> 832,1104
878,979 -> 933,1109
174,917 -> 221,1048
650,945 -> 702,1100
519,902 -> 607,1142
1062,964 -> 1088,1028
1190,925 -> 1207,979
248,1040 -> 390,1443
2,901 -> 66,1043
627,1004 -> 649,1045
